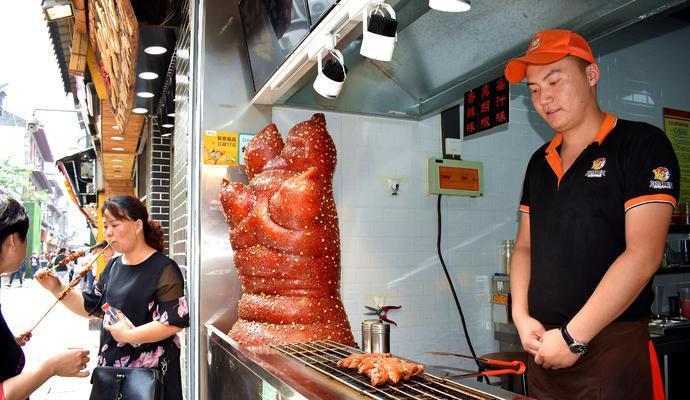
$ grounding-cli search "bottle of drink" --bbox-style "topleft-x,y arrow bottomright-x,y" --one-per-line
101,303 -> 139,347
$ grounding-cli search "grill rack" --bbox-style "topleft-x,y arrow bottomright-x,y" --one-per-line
271,340 -> 499,400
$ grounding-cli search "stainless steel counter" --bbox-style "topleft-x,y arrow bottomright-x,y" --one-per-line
206,324 -> 529,400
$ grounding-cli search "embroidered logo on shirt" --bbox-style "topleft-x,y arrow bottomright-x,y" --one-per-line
585,157 -> 606,178
650,167 -> 673,189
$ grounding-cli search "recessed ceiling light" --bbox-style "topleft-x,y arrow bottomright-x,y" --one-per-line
111,136 -> 125,141
161,133 -> 172,137
132,107 -> 148,114
162,123 -> 174,128
137,91 -> 154,98
112,159 -> 123,162
167,113 -> 175,117
113,147 -> 125,151
144,46 -> 167,55
138,72 -> 159,80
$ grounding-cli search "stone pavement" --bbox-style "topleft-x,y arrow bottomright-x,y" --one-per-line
1,277 -> 100,399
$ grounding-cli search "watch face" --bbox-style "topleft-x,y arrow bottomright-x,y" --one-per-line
570,343 -> 587,355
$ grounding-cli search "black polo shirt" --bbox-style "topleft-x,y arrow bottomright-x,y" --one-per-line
519,113 -> 679,325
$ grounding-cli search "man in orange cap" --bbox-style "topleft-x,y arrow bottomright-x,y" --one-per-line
506,30 -> 677,399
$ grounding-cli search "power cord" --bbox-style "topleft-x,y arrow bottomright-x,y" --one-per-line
436,194 -> 489,384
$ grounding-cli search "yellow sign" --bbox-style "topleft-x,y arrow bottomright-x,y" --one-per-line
663,108 -> 690,202
203,131 -> 239,165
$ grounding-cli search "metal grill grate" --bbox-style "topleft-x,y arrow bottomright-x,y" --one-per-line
271,340 -> 499,400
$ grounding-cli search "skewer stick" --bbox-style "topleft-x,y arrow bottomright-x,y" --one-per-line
48,241 -> 107,273
30,241 -> 112,333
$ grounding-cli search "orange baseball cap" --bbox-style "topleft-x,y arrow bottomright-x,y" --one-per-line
504,30 -> 595,83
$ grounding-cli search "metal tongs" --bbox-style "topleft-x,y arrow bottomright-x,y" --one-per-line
426,351 -> 526,379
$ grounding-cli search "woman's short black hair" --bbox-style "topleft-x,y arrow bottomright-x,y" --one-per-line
0,195 -> 29,250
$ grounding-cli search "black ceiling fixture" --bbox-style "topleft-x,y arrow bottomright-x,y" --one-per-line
132,26 -> 177,115
131,0 -> 183,27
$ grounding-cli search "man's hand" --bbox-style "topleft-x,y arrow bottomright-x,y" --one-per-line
534,328 -> 580,369
514,314 -> 545,356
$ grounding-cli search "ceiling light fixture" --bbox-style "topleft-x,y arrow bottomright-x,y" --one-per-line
112,125 -> 120,130
111,136 -> 125,141
162,123 -> 174,128
138,72 -> 159,80
429,0 -> 471,12
144,46 -> 167,55
167,113 -> 175,117
161,133 -> 172,137
112,159 -> 123,162
132,107 -> 148,114
360,2 -> 398,62
313,47 -> 347,99
137,91 -> 154,98
113,147 -> 125,151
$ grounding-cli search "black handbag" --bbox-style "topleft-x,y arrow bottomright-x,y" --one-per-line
89,356 -> 169,400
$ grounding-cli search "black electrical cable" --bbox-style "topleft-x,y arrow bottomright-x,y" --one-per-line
436,194 -> 489,384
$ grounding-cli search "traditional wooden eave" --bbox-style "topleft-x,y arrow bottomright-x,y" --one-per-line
98,99 -> 143,186
88,0 -> 139,133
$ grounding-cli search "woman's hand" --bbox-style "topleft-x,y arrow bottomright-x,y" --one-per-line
34,268 -> 63,295
14,331 -> 32,346
44,348 -> 90,378
103,310 -> 136,344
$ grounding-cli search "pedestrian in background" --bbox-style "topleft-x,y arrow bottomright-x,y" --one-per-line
7,258 -> 25,288
0,195 -> 90,400
51,247 -> 68,282
29,254 -> 39,278
67,258 -> 75,281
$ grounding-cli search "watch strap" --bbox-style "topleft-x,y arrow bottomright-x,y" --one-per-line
560,323 -> 575,346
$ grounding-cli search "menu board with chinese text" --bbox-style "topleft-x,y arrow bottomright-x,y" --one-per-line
464,76 -> 510,137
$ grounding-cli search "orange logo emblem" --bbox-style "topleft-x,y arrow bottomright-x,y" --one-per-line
653,167 -> 670,182
529,36 -> 541,52
591,158 -> 606,170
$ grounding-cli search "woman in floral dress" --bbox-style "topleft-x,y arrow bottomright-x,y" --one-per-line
36,195 -> 189,400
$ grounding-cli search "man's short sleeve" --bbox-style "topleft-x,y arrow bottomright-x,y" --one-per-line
519,173 -> 530,214
519,156 -> 536,215
623,127 -> 680,212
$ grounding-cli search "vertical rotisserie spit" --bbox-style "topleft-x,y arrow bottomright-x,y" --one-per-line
220,113 -> 356,347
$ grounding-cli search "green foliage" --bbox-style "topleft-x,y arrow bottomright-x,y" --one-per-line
0,158 -> 50,204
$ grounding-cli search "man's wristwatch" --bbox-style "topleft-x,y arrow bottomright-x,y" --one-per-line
560,323 -> 588,355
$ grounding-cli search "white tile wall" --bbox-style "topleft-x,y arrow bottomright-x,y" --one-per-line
271,16 -> 690,372
273,106 -> 542,370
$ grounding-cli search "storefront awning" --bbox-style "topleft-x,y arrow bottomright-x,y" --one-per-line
56,147 -> 97,226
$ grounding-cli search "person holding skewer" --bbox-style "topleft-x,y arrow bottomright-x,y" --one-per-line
35,195 -> 189,400
0,195 -> 90,400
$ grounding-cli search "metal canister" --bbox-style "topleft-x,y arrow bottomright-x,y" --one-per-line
501,239 -> 515,275
361,319 -> 379,353
370,322 -> 390,353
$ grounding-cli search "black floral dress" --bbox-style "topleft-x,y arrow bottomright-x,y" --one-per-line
83,252 -> 189,400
